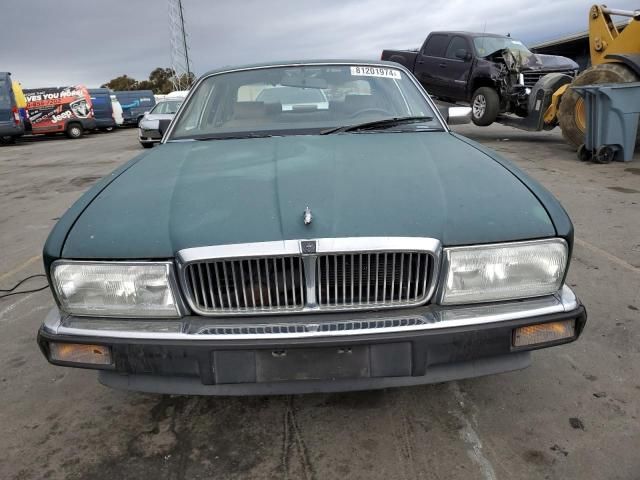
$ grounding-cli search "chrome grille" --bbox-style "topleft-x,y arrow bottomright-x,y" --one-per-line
184,257 -> 306,313
316,252 -> 431,308
179,238 -> 440,316
522,70 -> 575,88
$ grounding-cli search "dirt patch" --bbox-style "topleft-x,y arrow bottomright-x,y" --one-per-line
69,175 -> 102,188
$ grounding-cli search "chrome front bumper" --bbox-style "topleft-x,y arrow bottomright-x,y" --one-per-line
42,286 -> 580,341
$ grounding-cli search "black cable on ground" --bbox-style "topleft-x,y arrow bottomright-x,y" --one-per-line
0,284 -> 49,299
0,274 -> 49,299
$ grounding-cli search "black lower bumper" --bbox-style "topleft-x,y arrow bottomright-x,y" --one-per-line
38,306 -> 586,395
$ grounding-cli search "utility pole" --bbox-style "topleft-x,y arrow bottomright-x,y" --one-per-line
168,0 -> 193,91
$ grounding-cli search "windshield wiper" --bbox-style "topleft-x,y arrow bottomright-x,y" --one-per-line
320,116 -> 435,135
191,132 -> 275,141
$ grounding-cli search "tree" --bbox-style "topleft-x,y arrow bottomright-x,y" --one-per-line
136,80 -> 155,91
148,68 -> 176,94
101,74 -> 137,91
101,67 -> 194,94
175,71 -> 196,91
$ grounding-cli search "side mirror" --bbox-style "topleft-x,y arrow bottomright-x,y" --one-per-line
446,106 -> 472,125
157,119 -> 172,137
455,49 -> 471,61
143,111 -> 150,115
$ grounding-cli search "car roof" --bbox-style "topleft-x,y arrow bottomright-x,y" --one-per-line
199,59 -> 404,78
431,31 -> 508,38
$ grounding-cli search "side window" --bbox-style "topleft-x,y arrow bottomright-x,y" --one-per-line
445,36 -> 470,60
422,34 -> 449,58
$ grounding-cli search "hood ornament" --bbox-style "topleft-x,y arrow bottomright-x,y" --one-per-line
303,206 -> 313,225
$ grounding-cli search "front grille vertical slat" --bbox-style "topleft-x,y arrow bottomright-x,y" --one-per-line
374,253 -> 379,303
197,263 -> 209,309
185,248 -> 433,315
247,260 -> 256,308
213,262 -> 225,308
390,253 -> 396,301
230,261 -> 240,308
255,260 -> 264,308
189,265 -> 202,307
239,260 -> 248,309
350,254 -> 354,305
414,254 -> 421,298
358,254 -> 363,304
421,255 -> 430,297
298,258 -> 305,307
205,262 -> 216,309
326,255 -> 330,305
382,253 -> 388,302
406,253 -> 413,302
272,258 -> 280,308
342,254 -> 346,305
366,254 -> 371,303
333,255 -> 338,306
281,257 -> 288,307
264,258 -> 272,308
317,258 -> 323,306
290,257 -> 296,306
221,261 -> 232,308
398,253 -> 405,303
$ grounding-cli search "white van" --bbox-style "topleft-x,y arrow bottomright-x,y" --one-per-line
110,95 -> 124,126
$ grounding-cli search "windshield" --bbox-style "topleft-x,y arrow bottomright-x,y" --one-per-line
0,79 -> 11,108
169,64 -> 440,140
473,37 -> 532,57
151,100 -> 182,114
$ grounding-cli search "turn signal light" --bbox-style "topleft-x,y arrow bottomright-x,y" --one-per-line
49,343 -> 112,365
513,320 -> 575,347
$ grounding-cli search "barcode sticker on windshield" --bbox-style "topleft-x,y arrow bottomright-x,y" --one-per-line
350,66 -> 401,79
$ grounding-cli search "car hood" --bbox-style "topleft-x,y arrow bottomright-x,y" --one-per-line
521,53 -> 578,71
485,50 -> 578,72
62,132 -> 555,259
140,113 -> 176,124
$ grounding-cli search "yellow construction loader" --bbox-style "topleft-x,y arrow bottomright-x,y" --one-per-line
495,5 -> 639,153
545,5 -> 640,148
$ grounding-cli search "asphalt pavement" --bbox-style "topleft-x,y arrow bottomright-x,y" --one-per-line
0,126 -> 638,480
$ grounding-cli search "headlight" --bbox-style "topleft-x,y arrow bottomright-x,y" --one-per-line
441,239 -> 568,305
51,262 -> 180,317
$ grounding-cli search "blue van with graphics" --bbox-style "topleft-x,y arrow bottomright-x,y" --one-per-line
0,72 -> 25,144
88,88 -> 116,131
113,90 -> 155,126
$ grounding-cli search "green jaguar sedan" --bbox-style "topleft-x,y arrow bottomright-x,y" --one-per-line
37,61 -> 586,395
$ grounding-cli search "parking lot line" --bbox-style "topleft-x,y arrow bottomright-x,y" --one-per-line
0,255 -> 41,282
575,238 -> 640,274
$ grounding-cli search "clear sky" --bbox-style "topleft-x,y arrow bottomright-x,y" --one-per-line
2,0 -> 637,88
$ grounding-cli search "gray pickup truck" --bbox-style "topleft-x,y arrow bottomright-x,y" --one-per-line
382,31 -> 578,127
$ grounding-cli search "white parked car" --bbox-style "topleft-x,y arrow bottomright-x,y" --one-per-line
138,99 -> 183,148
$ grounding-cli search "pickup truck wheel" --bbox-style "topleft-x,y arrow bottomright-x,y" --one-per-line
471,88 -> 499,126
65,123 -> 83,139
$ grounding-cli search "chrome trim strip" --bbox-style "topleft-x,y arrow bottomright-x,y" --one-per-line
303,255 -> 318,307
177,237 -> 441,316
557,285 -> 578,311
178,240 -> 302,263
47,286 -> 580,340
161,61 -> 448,143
